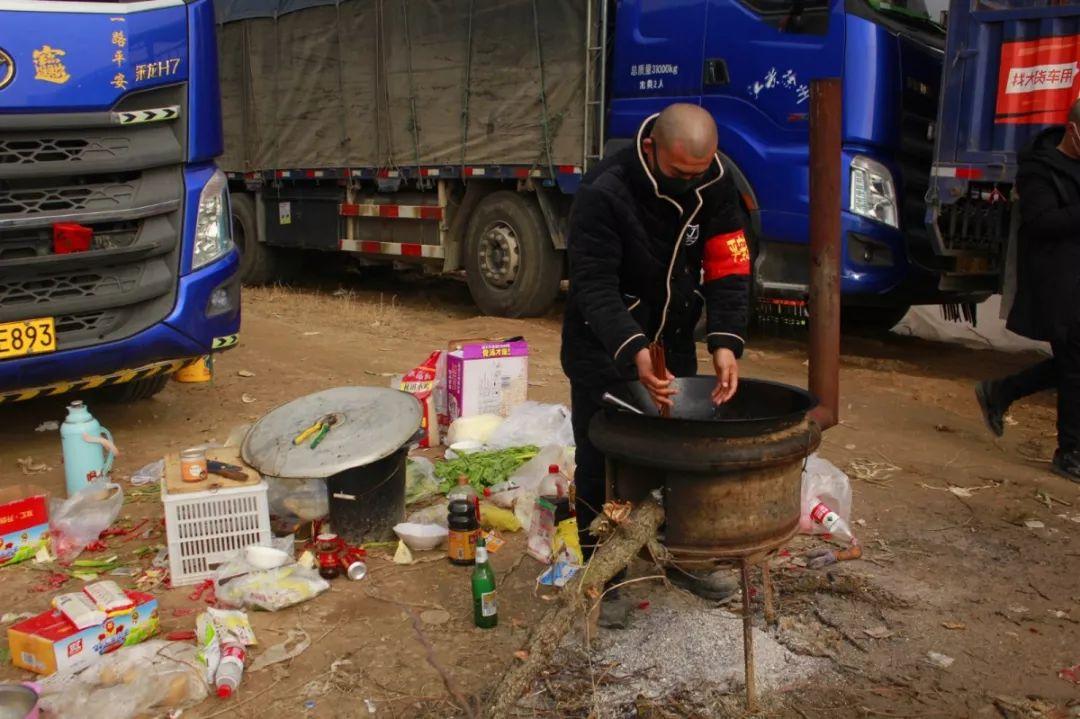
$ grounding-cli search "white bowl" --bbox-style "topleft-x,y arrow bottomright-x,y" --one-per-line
244,545 -> 291,570
393,522 -> 449,551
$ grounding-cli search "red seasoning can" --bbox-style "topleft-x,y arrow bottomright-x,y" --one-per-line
315,533 -> 345,580
341,547 -> 368,581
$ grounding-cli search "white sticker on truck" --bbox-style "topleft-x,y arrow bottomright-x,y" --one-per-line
279,201 -> 291,225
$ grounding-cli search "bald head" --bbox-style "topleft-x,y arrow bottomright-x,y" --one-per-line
650,103 -> 718,160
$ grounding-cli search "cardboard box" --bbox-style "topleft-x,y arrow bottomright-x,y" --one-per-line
446,340 -> 528,422
8,591 -> 159,675
0,485 -> 49,568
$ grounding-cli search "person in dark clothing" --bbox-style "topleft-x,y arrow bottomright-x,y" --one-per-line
561,104 -> 751,610
975,100 -> 1080,482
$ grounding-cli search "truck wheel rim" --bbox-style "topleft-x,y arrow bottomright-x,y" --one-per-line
478,221 -> 521,289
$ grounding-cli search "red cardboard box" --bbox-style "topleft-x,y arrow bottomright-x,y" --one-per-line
8,591 -> 159,675
0,485 -> 49,567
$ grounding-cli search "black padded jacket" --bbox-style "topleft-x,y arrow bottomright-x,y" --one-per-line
560,114 -> 751,389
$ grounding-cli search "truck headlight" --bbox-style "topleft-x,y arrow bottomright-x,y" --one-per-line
192,169 -> 234,270
849,156 -> 898,229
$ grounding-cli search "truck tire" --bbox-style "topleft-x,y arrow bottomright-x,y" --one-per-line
231,192 -> 280,285
464,191 -> 563,318
95,374 -> 169,403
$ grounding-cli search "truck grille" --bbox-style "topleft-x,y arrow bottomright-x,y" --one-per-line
0,85 -> 186,351
0,137 -> 128,166
0,176 -> 136,215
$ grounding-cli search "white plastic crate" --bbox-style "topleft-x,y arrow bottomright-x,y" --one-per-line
163,480 -> 271,587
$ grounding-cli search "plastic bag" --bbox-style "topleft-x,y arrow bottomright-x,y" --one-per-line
799,454 -> 852,535
215,560 -> 330,611
38,640 -> 207,719
406,457 -> 440,505
406,501 -> 449,528
487,402 -> 574,449
128,459 -> 163,487
49,481 -> 124,562
267,476 -> 328,521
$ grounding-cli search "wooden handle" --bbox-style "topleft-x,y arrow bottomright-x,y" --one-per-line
648,342 -> 670,418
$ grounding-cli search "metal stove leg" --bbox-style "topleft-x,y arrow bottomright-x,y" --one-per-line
762,560 -> 777,627
740,559 -> 757,711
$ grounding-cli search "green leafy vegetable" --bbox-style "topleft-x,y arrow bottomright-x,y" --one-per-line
435,446 -> 539,493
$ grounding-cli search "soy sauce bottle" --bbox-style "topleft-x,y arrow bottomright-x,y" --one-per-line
447,475 -> 479,565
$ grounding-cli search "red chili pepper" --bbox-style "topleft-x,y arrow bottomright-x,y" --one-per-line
188,579 -> 213,602
82,540 -> 109,553
165,630 -> 197,642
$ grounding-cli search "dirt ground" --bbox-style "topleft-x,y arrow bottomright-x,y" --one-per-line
0,270 -> 1078,718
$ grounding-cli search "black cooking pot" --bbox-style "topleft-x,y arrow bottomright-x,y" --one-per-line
608,376 -> 817,438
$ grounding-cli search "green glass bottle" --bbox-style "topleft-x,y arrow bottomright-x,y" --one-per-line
471,536 -> 498,629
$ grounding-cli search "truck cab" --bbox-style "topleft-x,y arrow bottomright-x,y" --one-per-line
609,0 -> 955,325
0,0 -> 239,404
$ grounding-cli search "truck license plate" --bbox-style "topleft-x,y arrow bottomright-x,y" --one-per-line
0,318 -> 56,360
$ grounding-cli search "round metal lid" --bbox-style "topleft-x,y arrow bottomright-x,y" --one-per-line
241,386 -> 422,479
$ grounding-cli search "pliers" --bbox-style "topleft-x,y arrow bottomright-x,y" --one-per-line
293,414 -> 337,448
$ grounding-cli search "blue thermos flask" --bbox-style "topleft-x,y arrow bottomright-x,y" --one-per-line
60,400 -> 115,496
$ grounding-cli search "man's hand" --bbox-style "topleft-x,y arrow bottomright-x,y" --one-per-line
634,347 -> 676,410
712,348 -> 739,404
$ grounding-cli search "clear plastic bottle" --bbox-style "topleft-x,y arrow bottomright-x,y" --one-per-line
808,497 -> 857,545
538,464 -> 569,499
215,641 -> 246,698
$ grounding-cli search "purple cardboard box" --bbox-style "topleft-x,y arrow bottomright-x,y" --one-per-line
446,340 -> 529,422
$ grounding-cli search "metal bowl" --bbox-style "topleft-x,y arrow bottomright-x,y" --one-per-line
0,683 -> 37,719
611,376 -> 817,438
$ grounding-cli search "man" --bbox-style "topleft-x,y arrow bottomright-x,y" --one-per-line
975,99 -> 1080,482
561,104 -> 751,605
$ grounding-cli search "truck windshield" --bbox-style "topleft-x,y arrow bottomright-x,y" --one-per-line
864,0 -> 945,29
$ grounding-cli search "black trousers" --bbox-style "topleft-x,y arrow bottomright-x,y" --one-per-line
570,383 -> 611,558
995,323 -> 1080,451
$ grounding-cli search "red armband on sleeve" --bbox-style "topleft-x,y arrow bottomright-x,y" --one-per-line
703,230 -> 751,281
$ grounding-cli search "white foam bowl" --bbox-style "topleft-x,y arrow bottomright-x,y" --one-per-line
393,522 -> 449,551
244,545 -> 291,570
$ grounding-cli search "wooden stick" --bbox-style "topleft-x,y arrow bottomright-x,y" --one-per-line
648,342 -> 670,418
484,498 -> 665,718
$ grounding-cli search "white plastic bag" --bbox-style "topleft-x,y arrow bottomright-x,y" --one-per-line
487,402 -> 574,449
214,556 -> 330,611
406,457 -> 440,505
267,476 -> 329,521
799,454 -> 852,535
39,640 -> 207,719
49,481 -> 124,562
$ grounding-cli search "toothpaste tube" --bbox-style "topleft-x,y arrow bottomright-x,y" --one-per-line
53,592 -> 107,630
83,580 -> 135,613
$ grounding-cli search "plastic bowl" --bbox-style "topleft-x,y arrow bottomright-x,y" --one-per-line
244,545 -> 291,570
393,522 -> 449,552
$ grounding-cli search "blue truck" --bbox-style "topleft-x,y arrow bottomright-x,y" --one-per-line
930,0 -> 1080,311
216,0 -> 955,326
0,0 -> 240,404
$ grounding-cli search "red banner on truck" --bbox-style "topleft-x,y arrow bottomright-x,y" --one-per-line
996,33 -> 1080,125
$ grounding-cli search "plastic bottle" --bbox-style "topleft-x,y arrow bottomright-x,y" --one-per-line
447,476 -> 479,565
540,465 -> 572,526
807,497 -> 857,545
215,641 -> 246,698
471,536 -> 497,629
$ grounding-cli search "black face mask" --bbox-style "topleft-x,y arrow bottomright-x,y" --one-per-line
650,151 -> 705,197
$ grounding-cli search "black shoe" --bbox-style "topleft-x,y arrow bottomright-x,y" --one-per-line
975,381 -> 1005,437
1052,450 -> 1080,483
669,569 -> 739,601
